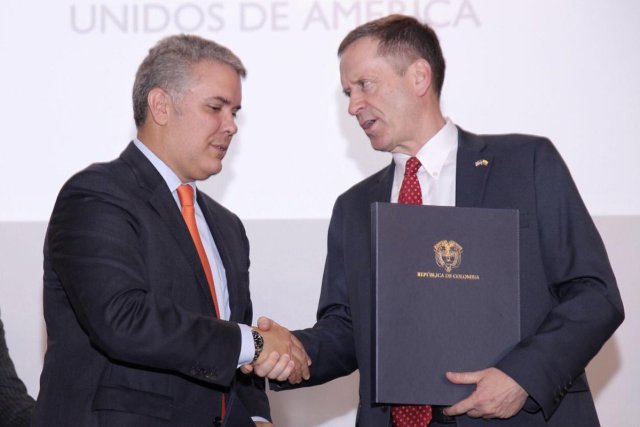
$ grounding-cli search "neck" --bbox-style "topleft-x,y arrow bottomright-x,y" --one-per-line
398,110 -> 446,156
137,127 -> 166,162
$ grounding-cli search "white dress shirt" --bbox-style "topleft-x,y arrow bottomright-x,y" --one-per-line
391,119 -> 458,206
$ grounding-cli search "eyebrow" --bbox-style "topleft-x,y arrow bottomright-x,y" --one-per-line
207,96 -> 231,105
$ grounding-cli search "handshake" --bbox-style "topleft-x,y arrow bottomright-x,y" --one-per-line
241,317 -> 311,384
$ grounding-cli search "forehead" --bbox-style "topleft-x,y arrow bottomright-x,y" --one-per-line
339,38 -> 390,81
340,37 -> 379,66
185,60 -> 242,104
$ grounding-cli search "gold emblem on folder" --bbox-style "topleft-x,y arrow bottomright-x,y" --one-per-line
433,240 -> 463,273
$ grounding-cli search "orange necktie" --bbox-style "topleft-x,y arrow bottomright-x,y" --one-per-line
177,184 -> 227,420
177,184 -> 221,318
391,157 -> 433,427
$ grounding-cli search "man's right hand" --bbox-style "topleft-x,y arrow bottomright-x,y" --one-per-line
241,317 -> 311,384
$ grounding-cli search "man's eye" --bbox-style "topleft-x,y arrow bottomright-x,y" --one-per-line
209,105 -> 221,111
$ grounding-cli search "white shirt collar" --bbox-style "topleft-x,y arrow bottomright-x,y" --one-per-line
392,119 -> 458,178
133,138 -> 196,198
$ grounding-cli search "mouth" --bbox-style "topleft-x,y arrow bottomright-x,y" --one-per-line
208,143 -> 229,160
210,144 -> 228,152
360,119 -> 376,131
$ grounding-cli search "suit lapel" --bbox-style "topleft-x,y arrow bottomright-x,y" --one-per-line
455,128 -> 491,208
121,143 -> 216,315
148,188 -> 213,306
369,162 -> 395,203
197,194 -> 241,321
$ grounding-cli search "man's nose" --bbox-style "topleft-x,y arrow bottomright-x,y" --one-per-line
348,94 -> 363,116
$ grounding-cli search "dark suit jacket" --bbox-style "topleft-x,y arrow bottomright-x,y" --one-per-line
0,314 -> 35,427
277,129 -> 624,426
34,143 -> 269,426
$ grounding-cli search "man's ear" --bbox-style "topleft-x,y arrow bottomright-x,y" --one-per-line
410,58 -> 433,98
146,88 -> 171,126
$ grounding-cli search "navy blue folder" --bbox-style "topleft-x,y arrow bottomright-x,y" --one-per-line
371,203 -> 520,405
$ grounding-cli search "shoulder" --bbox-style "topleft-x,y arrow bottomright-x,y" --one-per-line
53,159 -> 151,228
461,128 -> 553,153
48,158 -> 140,237
459,128 -> 563,166
59,157 -> 131,198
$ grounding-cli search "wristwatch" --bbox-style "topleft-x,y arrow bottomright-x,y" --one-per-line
251,329 -> 264,363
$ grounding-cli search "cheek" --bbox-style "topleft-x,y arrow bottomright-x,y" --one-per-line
203,118 -> 224,136
387,92 -> 406,113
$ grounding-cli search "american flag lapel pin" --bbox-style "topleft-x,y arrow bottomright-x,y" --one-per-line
475,159 -> 489,167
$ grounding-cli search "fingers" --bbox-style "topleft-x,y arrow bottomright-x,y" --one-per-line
443,370 -> 484,417
289,334 -> 311,381
251,318 -> 311,383
286,352 -> 306,384
252,351 -> 278,377
253,352 -> 295,381
443,368 -> 528,419
240,364 -> 254,374
443,395 -> 473,417
291,334 -> 311,366
268,353 -> 294,382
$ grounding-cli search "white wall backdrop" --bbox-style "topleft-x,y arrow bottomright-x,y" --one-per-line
0,1 -> 638,426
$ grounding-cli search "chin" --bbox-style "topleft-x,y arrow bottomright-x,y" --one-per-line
198,163 -> 223,180
370,139 -> 392,153
208,166 -> 223,177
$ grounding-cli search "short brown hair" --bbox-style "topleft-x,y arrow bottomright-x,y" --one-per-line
338,15 -> 446,99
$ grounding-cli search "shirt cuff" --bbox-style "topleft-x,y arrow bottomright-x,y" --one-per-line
237,323 -> 255,367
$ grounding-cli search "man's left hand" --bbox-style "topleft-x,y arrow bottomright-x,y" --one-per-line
443,367 -> 528,419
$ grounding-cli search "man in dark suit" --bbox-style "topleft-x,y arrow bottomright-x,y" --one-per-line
268,15 -> 624,426
34,34 -> 308,426
0,311 -> 35,427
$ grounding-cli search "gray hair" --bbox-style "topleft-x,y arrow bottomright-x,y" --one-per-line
132,34 -> 246,127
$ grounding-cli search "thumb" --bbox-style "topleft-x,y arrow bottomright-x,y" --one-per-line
446,371 -> 481,385
257,316 -> 274,331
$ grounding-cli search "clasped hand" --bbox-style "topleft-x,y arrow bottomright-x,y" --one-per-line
443,367 -> 528,419
241,317 -> 311,384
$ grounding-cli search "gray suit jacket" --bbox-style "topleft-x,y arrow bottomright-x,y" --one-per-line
276,129 -> 624,426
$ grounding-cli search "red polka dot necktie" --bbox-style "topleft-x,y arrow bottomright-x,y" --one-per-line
391,156 -> 432,427
398,156 -> 423,205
